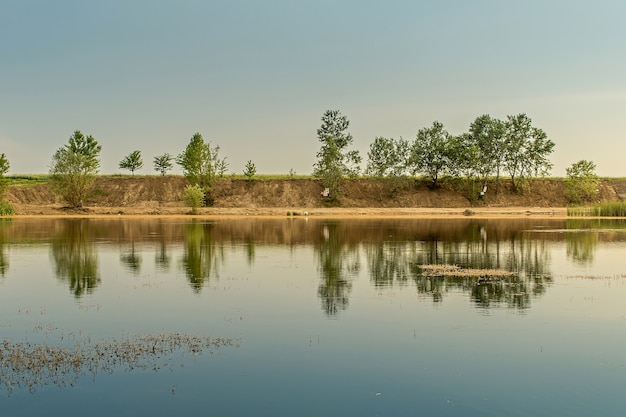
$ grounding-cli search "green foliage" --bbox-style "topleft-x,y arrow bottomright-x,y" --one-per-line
153,153 -> 174,176
183,184 -> 205,214
313,110 -> 362,201
243,160 -> 257,182
567,202 -> 626,217
119,150 -> 143,175
5,175 -> 50,185
447,134 -> 483,200
409,121 -> 452,189
176,133 -> 226,205
0,201 -> 13,215
469,115 -> 506,185
565,160 -> 599,204
216,158 -> 229,178
502,114 -> 554,192
366,136 -> 410,177
49,130 -> 102,208
0,153 -> 9,198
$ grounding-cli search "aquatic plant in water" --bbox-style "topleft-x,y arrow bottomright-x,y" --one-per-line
0,332 -> 239,396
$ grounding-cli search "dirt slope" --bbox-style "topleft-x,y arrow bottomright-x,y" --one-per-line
4,176 -> 620,216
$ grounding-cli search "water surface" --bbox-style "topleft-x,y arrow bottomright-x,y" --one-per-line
1,218 -> 625,416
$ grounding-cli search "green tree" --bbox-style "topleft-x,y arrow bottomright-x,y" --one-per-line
176,133 -> 225,206
0,153 -> 9,198
447,133 -> 481,200
503,114 -> 554,192
119,150 -> 143,175
366,136 -> 410,195
243,160 -> 256,182
410,121 -> 452,189
469,114 -> 507,190
153,153 -> 174,176
0,153 -> 12,214
313,110 -> 361,200
366,136 -> 409,178
565,160 -> 599,204
49,130 -> 102,208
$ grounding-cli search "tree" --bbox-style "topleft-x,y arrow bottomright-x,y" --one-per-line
502,114 -> 554,192
565,160 -> 599,204
447,133 -> 482,200
153,153 -> 174,176
176,133 -> 225,206
243,160 -> 256,182
0,153 -> 9,198
366,136 -> 410,178
49,130 -> 102,208
469,114 -> 507,190
366,136 -> 410,195
119,150 -> 143,175
313,110 -> 361,200
0,153 -> 12,214
410,121 -> 452,189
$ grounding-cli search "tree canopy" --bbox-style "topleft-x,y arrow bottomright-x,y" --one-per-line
49,130 -> 102,208
153,153 -> 174,176
313,110 -> 361,200
119,150 -> 143,175
176,133 -> 225,206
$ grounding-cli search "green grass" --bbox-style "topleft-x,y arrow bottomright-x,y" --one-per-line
7,174 -> 50,185
567,202 -> 626,217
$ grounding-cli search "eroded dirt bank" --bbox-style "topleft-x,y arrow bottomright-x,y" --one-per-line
4,176 -> 621,217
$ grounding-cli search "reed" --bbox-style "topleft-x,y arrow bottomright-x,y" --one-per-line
567,202 -> 626,217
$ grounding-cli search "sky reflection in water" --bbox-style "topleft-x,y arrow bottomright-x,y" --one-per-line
1,218 -> 625,416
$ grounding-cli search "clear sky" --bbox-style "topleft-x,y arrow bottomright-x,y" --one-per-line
1,0 -> 625,177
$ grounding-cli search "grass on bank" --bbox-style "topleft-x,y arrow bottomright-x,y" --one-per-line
7,174 -> 51,185
567,202 -> 626,217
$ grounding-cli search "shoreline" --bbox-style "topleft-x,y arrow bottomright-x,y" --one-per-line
4,206 -> 572,219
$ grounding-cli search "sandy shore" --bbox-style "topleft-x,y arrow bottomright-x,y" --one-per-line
7,205 -> 569,219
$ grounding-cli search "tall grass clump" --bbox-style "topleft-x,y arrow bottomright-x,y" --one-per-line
567,202 -> 626,217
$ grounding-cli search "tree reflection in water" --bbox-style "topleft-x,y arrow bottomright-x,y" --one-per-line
566,231 -> 598,266
181,221 -> 224,292
50,219 -> 100,298
365,223 -> 553,310
0,219 -> 10,277
315,222 -> 360,316
9,217 -> 623,309
120,242 -> 142,275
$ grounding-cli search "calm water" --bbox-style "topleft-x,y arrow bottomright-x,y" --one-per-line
1,217 -> 625,416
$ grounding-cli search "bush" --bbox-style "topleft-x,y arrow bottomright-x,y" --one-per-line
183,184 -> 205,214
0,201 -> 14,215
565,160 -> 599,204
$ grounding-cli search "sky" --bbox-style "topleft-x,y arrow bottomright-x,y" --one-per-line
1,0 -> 625,177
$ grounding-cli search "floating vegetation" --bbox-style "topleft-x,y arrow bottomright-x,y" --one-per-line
0,332 -> 239,396
561,273 -> 626,280
419,264 -> 516,279
567,202 -> 626,217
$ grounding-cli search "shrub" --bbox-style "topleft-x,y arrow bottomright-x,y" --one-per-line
183,184 -> 205,214
565,160 -> 599,204
0,201 -> 14,215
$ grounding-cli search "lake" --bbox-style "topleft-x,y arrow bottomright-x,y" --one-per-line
1,217 -> 625,416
